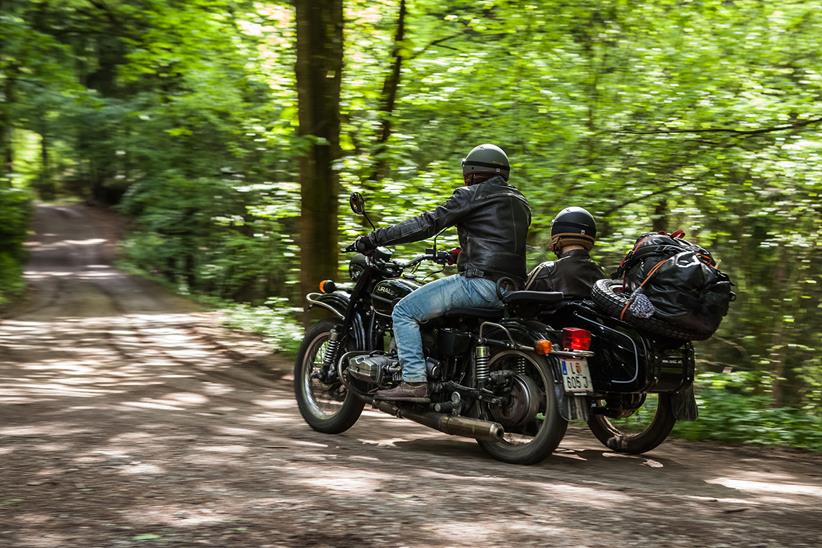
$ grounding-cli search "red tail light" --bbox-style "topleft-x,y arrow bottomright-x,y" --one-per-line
562,328 -> 591,351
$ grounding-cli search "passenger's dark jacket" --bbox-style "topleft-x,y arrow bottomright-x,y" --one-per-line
524,249 -> 604,298
369,176 -> 532,282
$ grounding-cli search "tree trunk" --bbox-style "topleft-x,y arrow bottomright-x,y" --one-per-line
1,67 -> 16,182
368,0 -> 407,184
39,126 -> 55,201
652,198 -> 668,232
294,0 -> 344,309
770,251 -> 786,407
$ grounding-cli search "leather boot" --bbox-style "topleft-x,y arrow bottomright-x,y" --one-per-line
374,382 -> 429,402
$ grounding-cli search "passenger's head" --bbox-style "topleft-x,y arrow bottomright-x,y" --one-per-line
462,144 -> 510,185
550,207 -> 597,255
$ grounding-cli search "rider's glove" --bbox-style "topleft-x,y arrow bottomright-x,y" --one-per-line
446,247 -> 461,265
353,234 -> 377,254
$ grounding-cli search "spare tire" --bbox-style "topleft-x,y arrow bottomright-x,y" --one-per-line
591,279 -> 708,341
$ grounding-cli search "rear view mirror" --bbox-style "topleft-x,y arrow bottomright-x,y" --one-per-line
350,192 -> 365,215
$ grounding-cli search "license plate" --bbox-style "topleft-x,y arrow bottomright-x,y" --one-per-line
561,358 -> 593,394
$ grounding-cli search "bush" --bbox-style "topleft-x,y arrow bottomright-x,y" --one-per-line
674,372 -> 822,452
0,188 -> 33,306
214,297 -> 303,355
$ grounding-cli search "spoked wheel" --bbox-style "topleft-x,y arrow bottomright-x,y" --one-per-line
294,320 -> 364,434
588,392 -> 676,454
477,350 -> 568,465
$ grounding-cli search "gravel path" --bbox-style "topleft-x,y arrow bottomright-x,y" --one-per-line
1,204 -> 820,547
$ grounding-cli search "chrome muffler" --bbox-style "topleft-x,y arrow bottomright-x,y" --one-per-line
372,400 -> 504,442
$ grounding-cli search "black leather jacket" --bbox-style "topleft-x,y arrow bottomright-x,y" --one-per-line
524,249 -> 605,298
369,176 -> 532,282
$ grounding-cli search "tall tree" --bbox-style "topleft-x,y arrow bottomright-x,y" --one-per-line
294,0 -> 344,303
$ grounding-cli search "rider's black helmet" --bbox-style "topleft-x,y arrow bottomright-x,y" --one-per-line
462,144 -> 510,181
550,207 -> 597,252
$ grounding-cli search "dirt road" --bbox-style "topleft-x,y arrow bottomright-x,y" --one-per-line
1,205 -> 820,547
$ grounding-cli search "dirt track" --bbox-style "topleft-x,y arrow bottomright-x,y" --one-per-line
1,204 -> 820,547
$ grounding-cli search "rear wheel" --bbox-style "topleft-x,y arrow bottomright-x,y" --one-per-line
477,350 -> 568,464
588,392 -> 676,454
294,320 -> 364,434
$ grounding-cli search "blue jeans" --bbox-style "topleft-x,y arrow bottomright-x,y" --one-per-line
391,274 -> 501,383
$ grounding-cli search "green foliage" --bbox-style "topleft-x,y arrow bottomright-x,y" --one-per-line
0,188 -> 32,306
675,372 -> 822,452
217,297 -> 303,355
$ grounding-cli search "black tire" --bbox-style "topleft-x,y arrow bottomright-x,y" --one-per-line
294,320 -> 364,434
591,279 -> 707,341
588,393 -> 676,454
477,351 -> 568,465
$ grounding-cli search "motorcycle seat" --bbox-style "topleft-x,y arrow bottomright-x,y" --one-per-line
443,307 -> 505,319
502,291 -> 564,306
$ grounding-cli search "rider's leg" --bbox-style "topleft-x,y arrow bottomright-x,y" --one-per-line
378,274 -> 500,399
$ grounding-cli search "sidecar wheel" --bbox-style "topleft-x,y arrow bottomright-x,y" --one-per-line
588,392 -> 676,454
294,320 -> 364,434
477,350 -> 567,465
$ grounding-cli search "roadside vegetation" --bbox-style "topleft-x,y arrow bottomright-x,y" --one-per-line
1,0 -> 819,450
0,187 -> 31,307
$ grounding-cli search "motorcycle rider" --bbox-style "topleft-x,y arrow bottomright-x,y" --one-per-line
352,144 -> 531,401
525,207 -> 605,297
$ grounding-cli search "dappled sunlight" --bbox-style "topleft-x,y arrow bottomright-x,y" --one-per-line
707,476 -> 822,498
121,400 -> 189,412
0,424 -> 94,437
124,504 -> 233,528
425,519 -> 572,544
528,480 -> 633,508
119,462 -> 166,475
199,444 -> 251,455
299,468 -> 389,494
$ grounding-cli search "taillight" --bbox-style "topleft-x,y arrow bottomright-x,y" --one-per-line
562,328 -> 591,351
319,279 -> 336,293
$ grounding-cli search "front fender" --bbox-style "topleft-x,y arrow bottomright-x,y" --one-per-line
305,291 -> 368,349
306,291 -> 349,320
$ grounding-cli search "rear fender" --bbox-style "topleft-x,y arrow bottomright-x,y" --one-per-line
484,319 -> 587,422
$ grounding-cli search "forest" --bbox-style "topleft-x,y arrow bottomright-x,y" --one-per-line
1,0 -> 819,449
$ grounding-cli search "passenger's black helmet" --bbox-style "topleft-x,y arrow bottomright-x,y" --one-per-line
550,207 -> 597,252
462,144 -> 510,181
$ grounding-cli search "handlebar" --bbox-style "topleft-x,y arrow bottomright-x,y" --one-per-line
395,249 -> 458,268
344,242 -> 459,271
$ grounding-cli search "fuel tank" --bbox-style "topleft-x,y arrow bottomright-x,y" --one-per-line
371,278 -> 419,316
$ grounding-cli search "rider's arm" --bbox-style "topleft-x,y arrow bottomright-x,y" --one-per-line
368,187 -> 471,247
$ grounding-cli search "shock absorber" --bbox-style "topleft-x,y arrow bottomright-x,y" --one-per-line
516,355 -> 526,375
322,330 -> 341,377
474,344 -> 490,387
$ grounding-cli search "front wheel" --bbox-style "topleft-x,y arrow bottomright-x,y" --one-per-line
294,320 -> 364,434
587,392 -> 676,454
477,350 -> 568,465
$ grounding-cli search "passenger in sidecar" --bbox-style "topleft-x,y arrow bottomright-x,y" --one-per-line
524,206 -> 604,298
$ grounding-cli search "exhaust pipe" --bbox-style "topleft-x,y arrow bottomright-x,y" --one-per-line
372,400 -> 504,442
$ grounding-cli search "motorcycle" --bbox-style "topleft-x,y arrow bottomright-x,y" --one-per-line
293,193 -> 699,461
293,192 -> 595,464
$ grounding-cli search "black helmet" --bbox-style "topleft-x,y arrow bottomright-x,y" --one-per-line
462,144 -> 510,181
550,207 -> 597,252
